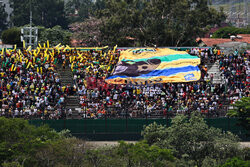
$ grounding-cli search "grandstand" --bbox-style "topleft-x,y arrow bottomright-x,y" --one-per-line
0,46 -> 249,120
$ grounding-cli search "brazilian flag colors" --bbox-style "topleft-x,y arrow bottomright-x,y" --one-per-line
106,48 -> 201,84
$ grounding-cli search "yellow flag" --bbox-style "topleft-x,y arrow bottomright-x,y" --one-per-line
52,49 -> 55,57
27,46 -> 31,51
23,40 -> 26,49
40,67 -> 42,74
47,40 -> 50,48
55,43 -> 61,49
6,49 -> 10,55
38,43 -> 42,48
20,54 -> 22,63
14,45 -> 17,50
113,45 -> 117,52
37,48 -> 40,55
1,48 -> 4,55
65,45 -> 71,51
43,43 -> 46,48
77,53 -> 83,58
11,64 -> 14,71
26,62 -> 32,69
37,67 -> 39,73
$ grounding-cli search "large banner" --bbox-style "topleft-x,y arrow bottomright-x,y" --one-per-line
106,48 -> 201,84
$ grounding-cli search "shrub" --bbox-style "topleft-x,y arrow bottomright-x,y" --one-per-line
1,27 -> 21,46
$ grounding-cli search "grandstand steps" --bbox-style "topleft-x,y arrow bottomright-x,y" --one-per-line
65,96 -> 81,119
57,65 -> 81,119
57,66 -> 74,86
207,61 -> 222,84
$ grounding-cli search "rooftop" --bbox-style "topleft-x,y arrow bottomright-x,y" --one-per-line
197,34 -> 250,46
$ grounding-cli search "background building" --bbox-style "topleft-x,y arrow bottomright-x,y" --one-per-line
0,0 -> 12,23
211,0 -> 249,27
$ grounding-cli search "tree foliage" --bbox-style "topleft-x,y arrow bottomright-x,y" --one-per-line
227,97 -> 250,137
87,0 -> 226,47
0,3 -> 8,34
9,0 -> 67,28
142,113 -> 241,166
1,27 -> 21,46
1,25 -> 72,47
70,17 -> 103,46
0,117 -> 60,166
220,157 -> 250,167
83,141 -> 174,167
65,0 -> 94,24
212,26 -> 250,38
1,114 -> 250,167
34,138 -> 88,167
38,25 -> 72,46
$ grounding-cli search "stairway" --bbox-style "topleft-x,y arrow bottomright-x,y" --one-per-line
207,60 -> 222,84
65,96 -> 81,119
57,64 -> 81,119
57,65 -> 74,86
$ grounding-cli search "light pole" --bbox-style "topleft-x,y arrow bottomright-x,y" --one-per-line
20,0 -> 38,49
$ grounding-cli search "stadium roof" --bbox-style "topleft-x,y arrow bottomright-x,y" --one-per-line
197,34 -> 250,46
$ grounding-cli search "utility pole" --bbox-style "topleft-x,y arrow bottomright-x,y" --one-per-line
245,0 -> 249,26
29,0 -> 32,47
20,0 -> 38,49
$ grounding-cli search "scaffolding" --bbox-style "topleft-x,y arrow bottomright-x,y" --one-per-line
211,0 -> 249,27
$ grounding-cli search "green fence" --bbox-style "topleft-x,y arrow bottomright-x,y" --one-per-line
29,118 -> 249,141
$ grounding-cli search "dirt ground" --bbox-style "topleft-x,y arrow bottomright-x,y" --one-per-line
86,141 -> 250,149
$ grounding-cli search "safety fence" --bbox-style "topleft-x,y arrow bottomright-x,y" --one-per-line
29,118 -> 249,141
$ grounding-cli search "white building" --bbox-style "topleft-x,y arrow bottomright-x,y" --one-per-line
0,0 -> 12,23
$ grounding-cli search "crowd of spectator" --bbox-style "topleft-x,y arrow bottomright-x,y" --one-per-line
0,49 -> 67,119
72,48 -> 249,119
0,46 -> 249,119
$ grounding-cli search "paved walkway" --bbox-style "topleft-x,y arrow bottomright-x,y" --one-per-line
86,141 -> 250,148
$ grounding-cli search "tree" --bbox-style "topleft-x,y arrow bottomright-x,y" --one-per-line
220,157 -> 250,167
142,113 -> 241,167
69,17 -> 103,46
227,97 -> 250,137
0,117 -> 60,166
9,0 -> 67,28
1,27 -> 22,46
0,3 -> 8,34
34,138 -> 88,167
212,27 -> 250,38
65,0 -> 94,24
83,141 -> 175,167
116,141 -> 175,167
95,0 -> 226,47
38,25 -> 72,46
